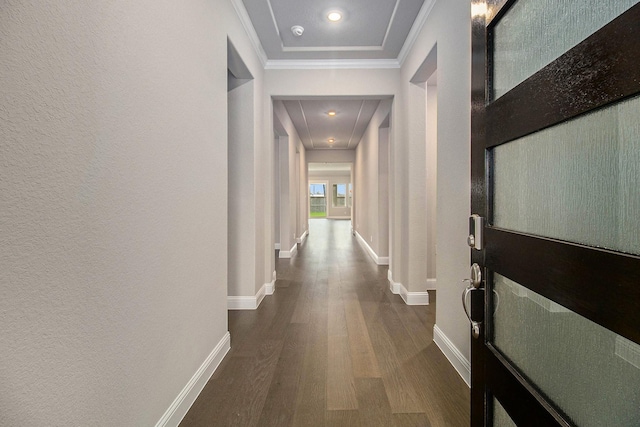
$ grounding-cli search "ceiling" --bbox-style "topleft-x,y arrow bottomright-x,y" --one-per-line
239,0 -> 428,62
246,1 -> 420,152
280,98 -> 386,150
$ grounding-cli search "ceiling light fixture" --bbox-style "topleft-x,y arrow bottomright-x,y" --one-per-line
328,138 -> 335,144
291,25 -> 304,36
327,11 -> 342,22
327,110 -> 336,116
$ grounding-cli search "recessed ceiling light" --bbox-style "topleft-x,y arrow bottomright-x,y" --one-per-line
327,11 -> 342,22
291,25 -> 304,37
327,110 -> 336,116
328,138 -> 335,143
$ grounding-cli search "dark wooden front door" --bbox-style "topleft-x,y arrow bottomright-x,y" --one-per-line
470,1 -> 640,425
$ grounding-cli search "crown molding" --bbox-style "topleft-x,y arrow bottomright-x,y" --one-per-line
231,0 -> 435,70
264,59 -> 400,70
397,0 -> 436,66
230,0 -> 268,67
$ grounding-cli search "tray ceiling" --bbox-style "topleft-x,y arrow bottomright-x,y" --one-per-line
278,98 -> 386,150
240,0 -> 427,61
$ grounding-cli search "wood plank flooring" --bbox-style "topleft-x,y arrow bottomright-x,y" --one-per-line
180,219 -> 469,427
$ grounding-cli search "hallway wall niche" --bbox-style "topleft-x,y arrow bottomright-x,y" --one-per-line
273,100 -> 308,259
409,43 -> 438,291
227,38 -> 258,303
400,0 -> 472,385
354,98 -> 392,266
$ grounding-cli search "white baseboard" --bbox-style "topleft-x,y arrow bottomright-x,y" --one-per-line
296,230 -> 308,245
389,280 -> 402,294
433,325 -> 471,387
388,269 -> 400,293
228,283 -> 267,310
388,270 -> 429,305
265,278 -> 275,295
155,332 -> 231,427
274,243 -> 281,250
278,242 -> 298,258
355,231 -> 389,265
426,278 -> 437,290
402,287 -> 429,305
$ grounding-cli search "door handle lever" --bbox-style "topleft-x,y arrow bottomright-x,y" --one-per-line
462,263 -> 483,339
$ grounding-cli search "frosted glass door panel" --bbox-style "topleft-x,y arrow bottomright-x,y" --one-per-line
492,274 -> 640,427
493,94 -> 640,255
492,398 -> 516,427
492,0 -> 638,99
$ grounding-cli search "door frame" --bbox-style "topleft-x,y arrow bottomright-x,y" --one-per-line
470,1 -> 640,425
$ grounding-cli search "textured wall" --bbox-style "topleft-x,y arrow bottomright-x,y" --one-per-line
0,1 -> 234,424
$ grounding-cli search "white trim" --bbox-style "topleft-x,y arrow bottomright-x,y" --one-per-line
282,45 -> 384,53
433,325 -> 471,387
274,243 -> 281,250
296,229 -> 309,245
228,283 -> 267,310
265,59 -> 400,70
389,279 -> 402,295
265,271 -> 276,296
397,0 -> 437,66
230,0 -> 435,70
327,216 -> 352,220
399,284 -> 429,305
388,271 -> 429,305
381,0 -> 401,49
265,278 -> 275,295
278,242 -> 298,258
426,278 -> 437,290
229,0 -> 268,66
355,231 -> 389,265
155,332 -> 231,427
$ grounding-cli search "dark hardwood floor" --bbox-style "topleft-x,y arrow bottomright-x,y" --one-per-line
181,219 -> 469,427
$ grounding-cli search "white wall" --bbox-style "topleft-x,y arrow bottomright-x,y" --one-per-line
401,0 -> 472,381
228,81 -> 256,298
0,0 -> 263,424
297,150 -> 308,241
354,100 -> 392,259
273,101 -> 307,256
426,83 -> 438,283
378,127 -> 390,258
266,69 -> 401,274
273,137 -> 281,247
406,80 -> 429,294
306,149 -> 356,164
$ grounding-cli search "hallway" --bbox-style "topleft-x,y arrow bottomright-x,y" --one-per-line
181,219 -> 469,427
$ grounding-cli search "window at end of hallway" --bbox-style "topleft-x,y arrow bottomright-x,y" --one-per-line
333,183 -> 347,207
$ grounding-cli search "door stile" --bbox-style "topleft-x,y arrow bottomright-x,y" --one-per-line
471,1 -> 640,425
